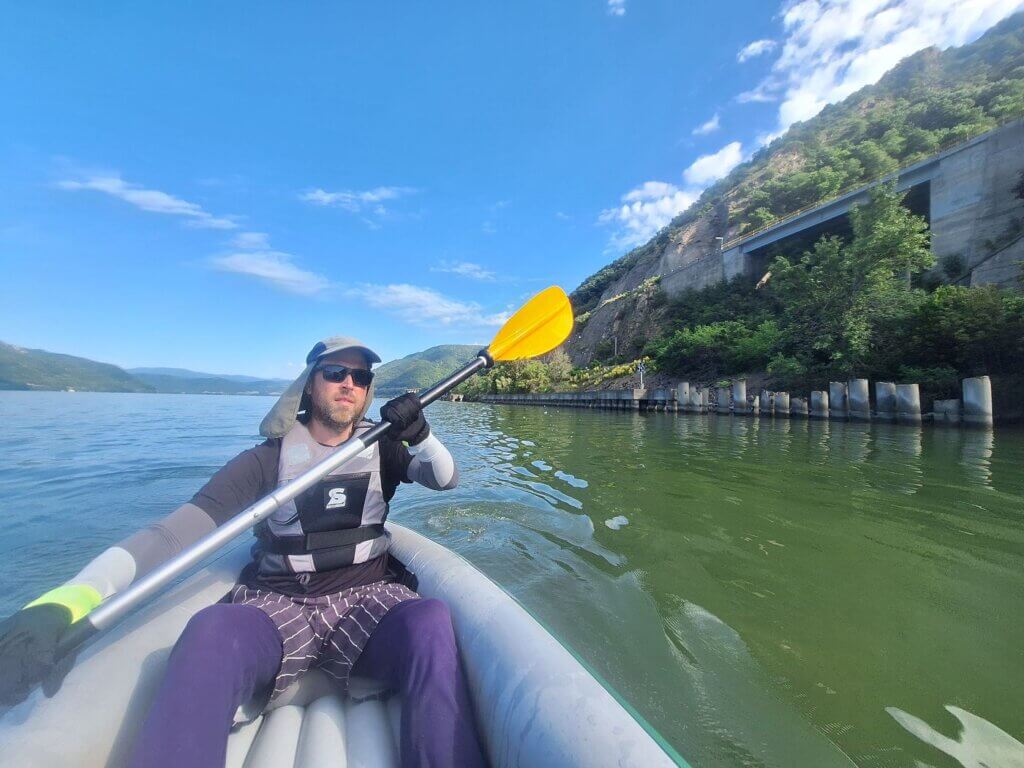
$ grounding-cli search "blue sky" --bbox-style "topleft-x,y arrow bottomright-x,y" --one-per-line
2,1 -> 1020,378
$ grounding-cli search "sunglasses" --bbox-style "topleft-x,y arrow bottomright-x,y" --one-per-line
315,364 -> 374,387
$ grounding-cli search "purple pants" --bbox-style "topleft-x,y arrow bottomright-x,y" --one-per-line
126,598 -> 488,768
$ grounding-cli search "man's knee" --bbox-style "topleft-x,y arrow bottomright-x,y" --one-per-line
174,604 -> 277,659
391,599 -> 457,657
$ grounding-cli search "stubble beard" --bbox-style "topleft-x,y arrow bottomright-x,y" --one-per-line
308,387 -> 362,433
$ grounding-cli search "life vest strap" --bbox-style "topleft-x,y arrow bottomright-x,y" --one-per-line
266,524 -> 386,555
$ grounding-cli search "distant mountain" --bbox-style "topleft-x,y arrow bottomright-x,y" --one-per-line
1,340 -> 479,397
131,372 -> 288,396
374,345 -> 480,395
127,367 -> 287,385
0,342 -> 152,393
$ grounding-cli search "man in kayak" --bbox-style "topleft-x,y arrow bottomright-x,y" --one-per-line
0,336 -> 488,768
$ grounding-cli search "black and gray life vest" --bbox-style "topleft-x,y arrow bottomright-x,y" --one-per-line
255,420 -> 390,575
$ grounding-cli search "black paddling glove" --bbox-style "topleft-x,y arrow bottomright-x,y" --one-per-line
0,603 -> 73,706
381,393 -> 430,445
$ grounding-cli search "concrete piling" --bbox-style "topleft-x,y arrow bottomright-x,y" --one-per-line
716,387 -> 731,414
829,382 -> 848,419
732,380 -> 749,414
811,391 -> 829,419
848,379 -> 870,421
962,376 -> 993,426
774,391 -> 791,417
688,387 -> 704,413
875,382 -> 896,420
677,382 -> 690,411
896,383 -> 922,423
688,391 -> 704,415
759,390 -> 772,414
791,396 -> 809,417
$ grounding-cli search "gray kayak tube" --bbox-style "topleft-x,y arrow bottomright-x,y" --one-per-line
0,523 -> 688,767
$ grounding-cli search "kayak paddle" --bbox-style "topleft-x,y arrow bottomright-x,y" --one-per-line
57,285 -> 573,657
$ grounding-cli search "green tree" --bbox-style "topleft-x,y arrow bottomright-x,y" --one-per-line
543,348 -> 573,383
769,185 -> 932,376
851,141 -> 898,178
647,319 -> 780,376
903,286 -> 1024,375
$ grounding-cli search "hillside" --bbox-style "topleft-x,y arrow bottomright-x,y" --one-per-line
0,342 -> 152,393
567,12 -> 1024,365
373,345 -> 480,395
130,373 -> 289,396
128,367 -> 287,385
0,344 -> 290,395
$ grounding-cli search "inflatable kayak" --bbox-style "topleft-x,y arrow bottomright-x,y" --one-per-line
0,523 -> 686,767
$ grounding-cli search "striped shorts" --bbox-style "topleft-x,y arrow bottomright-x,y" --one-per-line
229,580 -> 418,700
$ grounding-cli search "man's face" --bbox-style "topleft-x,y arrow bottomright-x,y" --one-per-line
306,350 -> 370,432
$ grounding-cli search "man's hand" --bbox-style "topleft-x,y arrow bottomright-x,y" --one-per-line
380,393 -> 430,445
0,603 -> 74,706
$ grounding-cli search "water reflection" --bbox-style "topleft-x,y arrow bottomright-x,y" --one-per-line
821,420 -> 871,466
887,705 -> 1024,768
727,415 -> 751,460
866,425 -> 924,496
961,428 -> 995,488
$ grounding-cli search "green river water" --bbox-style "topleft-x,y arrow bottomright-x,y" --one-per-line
431,403 -> 1024,768
1,392 -> 1022,766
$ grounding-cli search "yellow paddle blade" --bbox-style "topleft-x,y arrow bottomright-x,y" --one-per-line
487,286 -> 574,361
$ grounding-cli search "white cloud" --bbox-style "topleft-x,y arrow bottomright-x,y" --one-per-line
211,250 -> 328,295
57,175 -> 237,229
599,182 -> 699,250
737,38 -> 778,62
608,0 -> 626,16
431,261 -> 497,281
599,146 -> 746,251
212,233 -> 326,295
692,113 -> 721,136
357,284 -> 509,328
683,142 -> 744,186
300,186 -> 417,218
622,181 -> 680,203
754,0 -> 1024,132
231,231 -> 270,250
736,84 -> 777,103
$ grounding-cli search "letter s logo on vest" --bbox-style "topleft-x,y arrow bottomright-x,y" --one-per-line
325,487 -> 348,510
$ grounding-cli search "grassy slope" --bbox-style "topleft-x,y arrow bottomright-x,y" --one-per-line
131,373 -> 288,395
374,345 -> 480,394
0,342 -> 153,393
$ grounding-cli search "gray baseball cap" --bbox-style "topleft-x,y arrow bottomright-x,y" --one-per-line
259,336 -> 382,438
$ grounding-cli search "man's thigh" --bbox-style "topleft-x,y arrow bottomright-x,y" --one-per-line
351,598 -> 456,686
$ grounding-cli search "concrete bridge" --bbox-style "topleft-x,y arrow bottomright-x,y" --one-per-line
661,119 -> 1024,294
